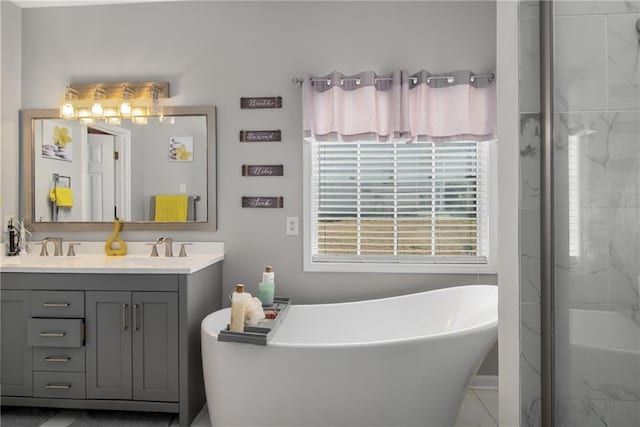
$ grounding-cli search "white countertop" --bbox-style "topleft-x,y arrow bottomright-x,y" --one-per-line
0,241 -> 224,274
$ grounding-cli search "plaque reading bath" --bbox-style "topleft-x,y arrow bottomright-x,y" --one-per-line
240,96 -> 283,109
239,130 -> 281,142
242,165 -> 284,177
242,196 -> 284,208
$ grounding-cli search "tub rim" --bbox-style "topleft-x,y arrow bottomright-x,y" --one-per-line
202,284 -> 497,349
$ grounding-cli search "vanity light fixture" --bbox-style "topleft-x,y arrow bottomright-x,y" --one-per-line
58,81 -> 169,124
59,86 -> 78,119
91,86 -> 106,118
120,85 -> 133,118
150,85 -> 162,115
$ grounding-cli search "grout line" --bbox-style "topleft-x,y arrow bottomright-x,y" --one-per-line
472,389 -> 499,427
39,410 -> 79,427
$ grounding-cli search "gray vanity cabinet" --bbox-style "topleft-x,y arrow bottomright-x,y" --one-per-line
0,290 -> 33,397
1,261 -> 222,427
132,292 -> 179,402
86,291 -> 133,400
86,291 -> 179,402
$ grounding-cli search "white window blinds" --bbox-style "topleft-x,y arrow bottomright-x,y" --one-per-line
310,140 -> 491,265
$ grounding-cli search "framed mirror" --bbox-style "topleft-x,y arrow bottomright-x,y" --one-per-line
21,106 -> 217,231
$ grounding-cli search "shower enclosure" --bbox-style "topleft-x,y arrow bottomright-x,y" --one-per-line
537,1 -> 640,426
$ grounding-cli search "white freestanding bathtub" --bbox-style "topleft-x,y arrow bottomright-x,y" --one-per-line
201,285 -> 498,427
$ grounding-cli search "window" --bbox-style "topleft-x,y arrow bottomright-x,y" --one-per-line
303,139 -> 496,273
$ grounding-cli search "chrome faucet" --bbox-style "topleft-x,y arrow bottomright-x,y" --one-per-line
42,237 -> 63,256
156,237 -> 174,257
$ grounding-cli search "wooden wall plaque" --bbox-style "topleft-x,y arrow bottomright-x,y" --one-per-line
240,96 -> 283,109
242,196 -> 284,208
239,130 -> 281,142
242,165 -> 284,177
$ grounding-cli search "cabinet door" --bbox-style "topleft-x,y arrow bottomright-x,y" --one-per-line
132,292 -> 178,402
86,291 -> 132,399
1,290 -> 32,396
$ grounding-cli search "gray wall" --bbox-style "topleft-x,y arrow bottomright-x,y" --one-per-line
16,2 -> 497,304
1,0 -> 22,231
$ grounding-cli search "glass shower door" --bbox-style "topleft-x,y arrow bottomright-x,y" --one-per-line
552,2 -> 640,425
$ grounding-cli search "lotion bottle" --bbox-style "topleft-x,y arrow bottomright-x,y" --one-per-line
230,284 -> 249,332
258,266 -> 275,306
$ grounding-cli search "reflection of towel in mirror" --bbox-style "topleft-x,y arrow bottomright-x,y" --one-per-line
154,195 -> 188,222
49,187 -> 74,207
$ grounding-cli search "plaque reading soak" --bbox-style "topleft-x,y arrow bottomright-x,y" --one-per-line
239,130 -> 281,142
242,165 -> 284,176
240,96 -> 283,109
242,196 -> 284,208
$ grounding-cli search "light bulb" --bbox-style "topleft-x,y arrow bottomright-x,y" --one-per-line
120,85 -> 133,118
120,101 -> 132,117
91,86 -> 105,118
59,86 -> 77,119
91,102 -> 104,117
60,102 -> 75,119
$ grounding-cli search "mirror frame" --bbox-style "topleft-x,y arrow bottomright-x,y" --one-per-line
21,106 -> 217,232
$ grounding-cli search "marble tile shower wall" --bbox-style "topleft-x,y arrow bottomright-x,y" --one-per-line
553,1 -> 640,426
519,2 -> 542,426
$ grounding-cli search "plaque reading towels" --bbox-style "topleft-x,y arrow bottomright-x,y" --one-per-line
242,165 -> 284,177
239,130 -> 281,142
242,196 -> 284,208
240,96 -> 283,109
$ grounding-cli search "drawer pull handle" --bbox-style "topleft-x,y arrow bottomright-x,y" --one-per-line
42,303 -> 70,308
44,356 -> 71,363
45,383 -> 71,390
39,331 -> 66,337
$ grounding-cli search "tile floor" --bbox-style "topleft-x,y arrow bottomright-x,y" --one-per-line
0,388 -> 498,427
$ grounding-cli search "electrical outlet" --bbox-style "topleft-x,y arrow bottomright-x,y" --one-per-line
179,183 -> 187,193
286,217 -> 299,236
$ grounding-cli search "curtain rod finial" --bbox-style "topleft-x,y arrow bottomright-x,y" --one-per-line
291,77 -> 303,87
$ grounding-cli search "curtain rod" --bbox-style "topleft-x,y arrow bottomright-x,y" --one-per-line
291,73 -> 495,87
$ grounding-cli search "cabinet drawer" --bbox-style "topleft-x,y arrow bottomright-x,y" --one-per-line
33,347 -> 85,372
33,371 -> 85,399
32,291 -> 84,318
27,318 -> 83,348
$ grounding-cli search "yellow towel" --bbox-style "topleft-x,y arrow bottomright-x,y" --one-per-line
154,194 -> 188,222
49,187 -> 74,207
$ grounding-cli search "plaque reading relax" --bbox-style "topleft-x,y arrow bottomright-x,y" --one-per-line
239,130 -> 281,142
242,196 -> 284,208
240,96 -> 283,109
242,165 -> 284,177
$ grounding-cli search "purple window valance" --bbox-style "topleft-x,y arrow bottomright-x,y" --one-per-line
302,70 -> 496,143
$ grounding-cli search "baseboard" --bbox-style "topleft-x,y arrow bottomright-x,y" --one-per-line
469,375 -> 499,390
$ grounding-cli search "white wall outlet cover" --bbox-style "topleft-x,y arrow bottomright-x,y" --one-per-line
179,183 -> 187,193
286,216 -> 299,235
